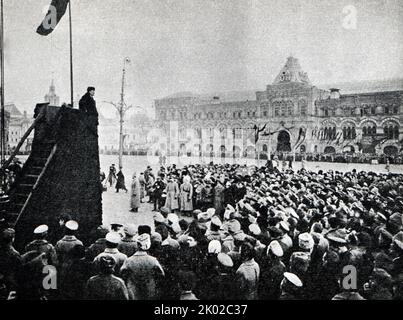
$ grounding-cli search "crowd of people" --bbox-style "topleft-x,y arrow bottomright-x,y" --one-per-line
1,160 -> 403,300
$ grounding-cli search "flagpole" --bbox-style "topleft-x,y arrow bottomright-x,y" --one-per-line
68,0 -> 74,108
0,0 -> 5,167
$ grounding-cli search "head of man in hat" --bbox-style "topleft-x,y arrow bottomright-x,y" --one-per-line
105,232 -> 122,249
33,224 -> 49,240
65,220 -> 79,236
136,233 -> 152,252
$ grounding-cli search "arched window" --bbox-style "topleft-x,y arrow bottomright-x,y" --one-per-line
262,144 -> 268,152
342,123 -> 356,140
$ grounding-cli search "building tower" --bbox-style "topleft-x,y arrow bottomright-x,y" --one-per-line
44,80 -> 60,106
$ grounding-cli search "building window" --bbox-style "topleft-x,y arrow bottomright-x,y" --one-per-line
393,105 -> 399,114
274,105 -> 280,117
362,123 -> 377,136
263,111 -> 268,117
383,122 -> 399,139
287,102 -> 294,116
280,103 -> 286,116
299,100 -> 307,116
343,124 -> 356,140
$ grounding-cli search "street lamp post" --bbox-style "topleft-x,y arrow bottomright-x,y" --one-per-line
103,57 -> 133,168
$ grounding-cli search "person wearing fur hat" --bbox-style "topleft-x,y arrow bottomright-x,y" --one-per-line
364,268 -> 393,300
118,224 -> 138,257
85,255 -> 129,300
120,234 -> 165,300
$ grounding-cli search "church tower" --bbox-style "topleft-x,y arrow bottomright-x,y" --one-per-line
44,80 -> 60,106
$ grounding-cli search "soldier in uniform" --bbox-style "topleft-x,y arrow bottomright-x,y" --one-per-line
85,255 -> 129,300
86,226 -> 109,261
0,228 -> 22,294
55,220 -> 83,265
118,224 -> 138,257
152,176 -> 166,212
94,232 -> 127,276
25,225 -> 58,266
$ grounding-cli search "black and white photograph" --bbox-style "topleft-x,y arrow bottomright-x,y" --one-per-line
0,0 -> 403,307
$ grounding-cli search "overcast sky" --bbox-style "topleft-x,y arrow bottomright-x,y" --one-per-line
3,0 -> 403,117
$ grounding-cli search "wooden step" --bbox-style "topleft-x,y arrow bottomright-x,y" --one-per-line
25,174 -> 39,179
19,184 -> 34,188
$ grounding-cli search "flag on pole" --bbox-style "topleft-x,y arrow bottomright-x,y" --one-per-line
37,0 -> 70,36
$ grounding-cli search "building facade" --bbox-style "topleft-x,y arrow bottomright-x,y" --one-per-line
154,56 -> 402,159
6,104 -> 33,154
98,111 -> 159,155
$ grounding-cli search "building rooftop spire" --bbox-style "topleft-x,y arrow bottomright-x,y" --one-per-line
273,56 -> 311,85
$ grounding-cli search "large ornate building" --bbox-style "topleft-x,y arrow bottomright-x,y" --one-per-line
154,56 -> 402,158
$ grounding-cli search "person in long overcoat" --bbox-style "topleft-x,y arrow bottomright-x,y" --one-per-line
138,173 -> 146,203
180,175 -> 193,214
214,180 -> 225,216
120,234 -> 165,300
116,167 -> 128,193
164,177 -> 179,213
130,173 -> 141,212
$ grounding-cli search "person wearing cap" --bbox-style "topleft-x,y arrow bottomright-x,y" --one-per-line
214,179 -> 225,216
79,86 -> 98,116
152,176 -> 166,212
49,213 -> 72,244
56,220 -> 83,265
259,240 -> 286,300
25,225 -> 58,267
120,233 -> 165,300
85,255 -> 129,300
118,224 -> 138,257
235,242 -> 260,300
15,251 -> 49,300
200,179 -> 214,212
206,216 -> 224,242
0,228 -> 22,293
94,232 -> 127,276
277,220 -> 293,256
363,268 -> 393,300
59,244 -> 92,300
130,172 -> 141,212
138,172 -> 146,203
87,225 -> 110,261
179,175 -> 193,216
156,224 -> 181,299
279,272 -> 303,300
